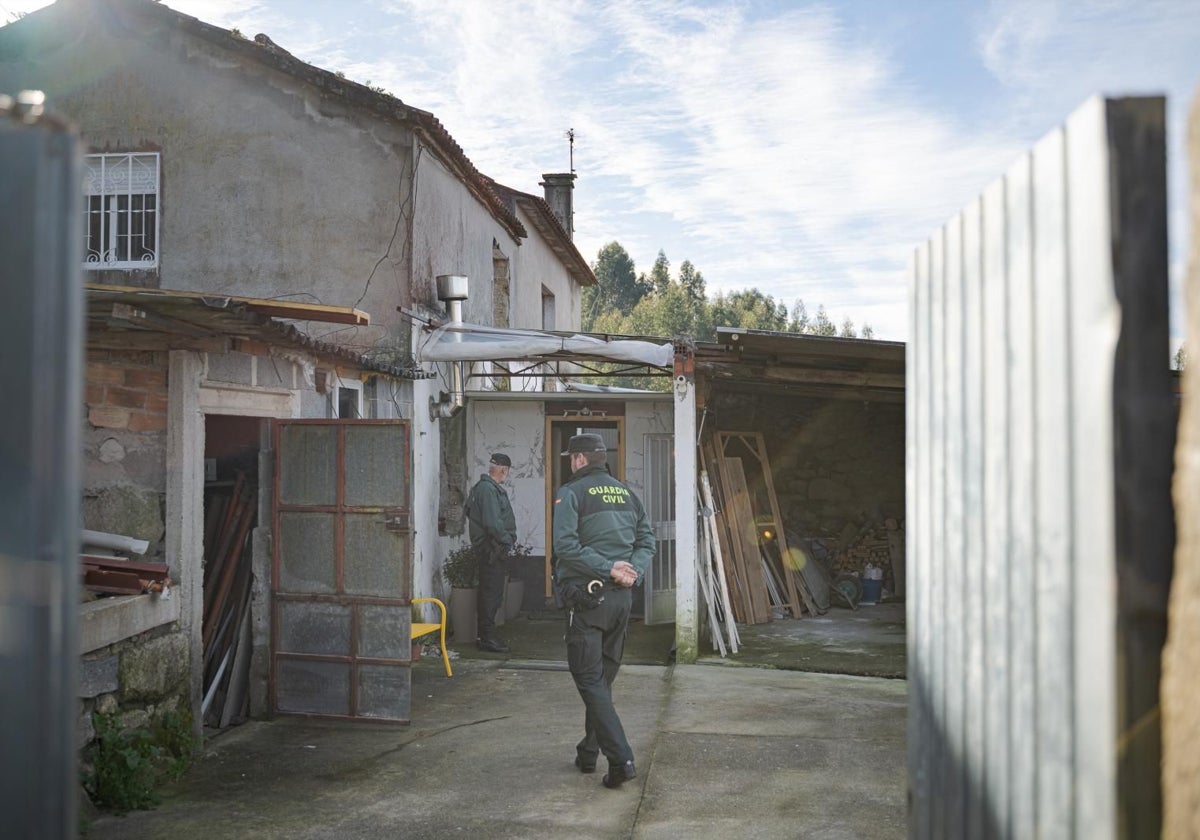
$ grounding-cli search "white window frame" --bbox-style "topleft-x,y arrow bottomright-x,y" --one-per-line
541,286 -> 556,332
83,152 -> 160,269
333,377 -> 364,419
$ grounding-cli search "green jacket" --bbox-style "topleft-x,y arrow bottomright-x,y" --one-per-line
465,474 -> 516,552
552,464 -> 655,586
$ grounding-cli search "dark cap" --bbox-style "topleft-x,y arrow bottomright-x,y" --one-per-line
489,453 -> 512,467
561,433 -> 607,456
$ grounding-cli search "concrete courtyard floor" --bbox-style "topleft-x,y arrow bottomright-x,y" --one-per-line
86,603 -> 908,839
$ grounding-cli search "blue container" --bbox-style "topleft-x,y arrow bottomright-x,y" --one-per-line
860,578 -> 882,605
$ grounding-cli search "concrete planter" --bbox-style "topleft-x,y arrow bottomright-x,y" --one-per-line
448,587 -> 476,644
505,578 -> 524,620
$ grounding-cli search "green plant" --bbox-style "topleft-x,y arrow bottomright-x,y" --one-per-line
442,543 -> 479,589
85,708 -> 199,813
152,708 -> 198,780
86,713 -> 162,813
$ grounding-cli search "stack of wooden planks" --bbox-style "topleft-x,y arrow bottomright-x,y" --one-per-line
697,431 -> 820,632
201,472 -> 256,729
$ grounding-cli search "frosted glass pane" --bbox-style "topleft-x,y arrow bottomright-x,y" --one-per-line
357,664 -> 411,721
279,425 -> 337,505
358,604 -> 409,660
276,660 -> 349,716
345,425 -> 408,508
278,601 -> 350,655
277,512 -> 335,593
344,514 -> 409,598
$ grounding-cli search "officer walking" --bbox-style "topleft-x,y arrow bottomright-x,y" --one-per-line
552,434 -> 654,789
465,453 -> 517,653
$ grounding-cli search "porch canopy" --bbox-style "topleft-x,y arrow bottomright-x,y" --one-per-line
417,321 -> 675,376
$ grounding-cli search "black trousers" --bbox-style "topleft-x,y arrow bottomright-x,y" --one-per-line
566,586 -> 633,767
476,547 -> 506,641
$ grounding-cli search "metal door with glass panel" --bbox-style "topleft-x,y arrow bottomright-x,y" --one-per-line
643,434 -> 676,624
271,420 -> 413,722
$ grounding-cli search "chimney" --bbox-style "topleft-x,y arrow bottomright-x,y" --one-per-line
539,172 -> 576,240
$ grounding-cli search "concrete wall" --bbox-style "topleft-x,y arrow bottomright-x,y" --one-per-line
1164,90 -> 1200,840
507,203 -> 582,332
461,397 -> 672,556
0,4 -> 416,355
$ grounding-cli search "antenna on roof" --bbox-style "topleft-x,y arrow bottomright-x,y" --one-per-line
565,128 -> 576,173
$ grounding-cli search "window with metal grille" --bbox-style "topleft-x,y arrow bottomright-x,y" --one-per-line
83,152 -> 159,269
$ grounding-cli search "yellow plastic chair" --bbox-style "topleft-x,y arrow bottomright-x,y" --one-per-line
411,597 -> 452,677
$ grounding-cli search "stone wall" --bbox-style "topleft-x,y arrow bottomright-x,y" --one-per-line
83,349 -> 170,560
1163,90 -> 1200,839
78,624 -> 189,750
710,390 -> 906,588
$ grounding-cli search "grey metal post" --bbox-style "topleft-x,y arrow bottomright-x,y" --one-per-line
0,93 -> 84,838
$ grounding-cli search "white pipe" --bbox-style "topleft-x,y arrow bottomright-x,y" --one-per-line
81,528 -> 149,556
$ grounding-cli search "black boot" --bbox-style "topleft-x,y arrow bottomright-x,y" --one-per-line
602,759 -> 636,789
476,636 -> 510,653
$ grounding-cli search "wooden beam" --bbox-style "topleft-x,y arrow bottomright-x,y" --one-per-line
714,365 -> 905,390
86,283 -> 370,325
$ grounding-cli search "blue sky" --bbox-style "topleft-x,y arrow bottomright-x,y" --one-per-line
5,0 -> 1199,345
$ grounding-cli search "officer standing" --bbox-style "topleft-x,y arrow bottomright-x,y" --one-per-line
553,434 -> 654,789
465,453 -> 517,653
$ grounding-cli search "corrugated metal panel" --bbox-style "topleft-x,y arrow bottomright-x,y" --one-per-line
907,97 -> 1173,840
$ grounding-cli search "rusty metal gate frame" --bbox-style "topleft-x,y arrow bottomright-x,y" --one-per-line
269,418 -> 412,723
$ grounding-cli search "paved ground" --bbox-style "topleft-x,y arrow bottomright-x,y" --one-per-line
84,602 -> 908,838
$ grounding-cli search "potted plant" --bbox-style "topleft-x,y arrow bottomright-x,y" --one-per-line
505,542 -> 532,620
442,543 -> 479,643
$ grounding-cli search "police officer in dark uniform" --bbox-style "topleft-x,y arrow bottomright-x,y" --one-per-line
465,452 -> 517,653
553,434 -> 654,789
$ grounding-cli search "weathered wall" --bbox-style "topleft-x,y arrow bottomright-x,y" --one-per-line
83,349 -> 170,559
625,400 -> 674,495
1163,90 -> 1200,840
468,400 -> 547,551
710,390 -> 905,540
507,203 -> 583,331
0,3 -> 416,355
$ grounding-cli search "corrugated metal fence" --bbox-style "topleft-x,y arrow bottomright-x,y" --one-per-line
907,97 -> 1175,840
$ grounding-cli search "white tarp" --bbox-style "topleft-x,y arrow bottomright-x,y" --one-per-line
417,322 -> 674,368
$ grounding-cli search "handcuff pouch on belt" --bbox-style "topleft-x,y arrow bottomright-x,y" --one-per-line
554,577 -> 605,611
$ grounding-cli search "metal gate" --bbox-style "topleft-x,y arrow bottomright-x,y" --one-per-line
271,419 -> 414,722
907,97 -> 1173,839
643,433 -> 676,624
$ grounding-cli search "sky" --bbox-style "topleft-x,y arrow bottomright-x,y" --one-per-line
4,0 -> 1199,344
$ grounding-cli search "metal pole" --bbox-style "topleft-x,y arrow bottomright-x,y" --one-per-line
0,92 -> 83,839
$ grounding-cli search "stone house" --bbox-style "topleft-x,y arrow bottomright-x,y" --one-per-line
0,0 -> 594,731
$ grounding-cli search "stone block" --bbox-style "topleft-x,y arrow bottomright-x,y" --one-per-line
206,351 -> 254,385
82,485 -> 164,552
95,693 -> 118,716
77,703 -> 95,748
119,632 -> 190,704
120,708 -> 151,732
79,655 -> 119,698
89,405 -> 130,429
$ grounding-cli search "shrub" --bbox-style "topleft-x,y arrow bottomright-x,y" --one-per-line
85,708 -> 198,814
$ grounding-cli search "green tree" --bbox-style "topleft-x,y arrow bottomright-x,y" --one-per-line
840,317 -> 857,338
1175,342 -> 1188,371
582,242 -> 651,330
789,299 -> 810,333
861,323 -> 875,340
678,260 -> 706,304
650,250 -> 671,297
812,305 -> 837,336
